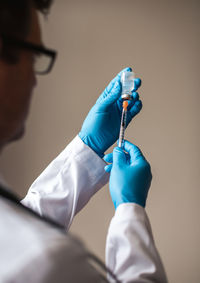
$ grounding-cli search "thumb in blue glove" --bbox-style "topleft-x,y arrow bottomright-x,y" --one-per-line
104,140 -> 152,209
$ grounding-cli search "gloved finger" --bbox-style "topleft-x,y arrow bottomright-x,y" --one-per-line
113,146 -> 127,166
103,153 -> 113,163
104,164 -> 112,173
123,140 -> 145,164
132,91 -> 139,101
129,100 -> 142,118
127,92 -> 139,110
98,81 -> 122,110
133,78 -> 142,91
96,67 -> 132,104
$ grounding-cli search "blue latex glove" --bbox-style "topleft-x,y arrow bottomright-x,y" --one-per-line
104,140 -> 152,208
79,68 -> 142,158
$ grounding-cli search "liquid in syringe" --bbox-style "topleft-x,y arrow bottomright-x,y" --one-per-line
118,100 -> 128,148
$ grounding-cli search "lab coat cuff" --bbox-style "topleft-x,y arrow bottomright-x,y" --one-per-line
114,203 -> 147,222
72,136 -> 109,188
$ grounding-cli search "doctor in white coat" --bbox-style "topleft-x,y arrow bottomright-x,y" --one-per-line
0,0 -> 167,282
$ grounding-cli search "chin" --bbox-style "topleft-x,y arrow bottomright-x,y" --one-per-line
0,126 -> 26,152
10,126 -> 25,142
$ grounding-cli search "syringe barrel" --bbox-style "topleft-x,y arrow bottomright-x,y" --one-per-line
118,108 -> 127,148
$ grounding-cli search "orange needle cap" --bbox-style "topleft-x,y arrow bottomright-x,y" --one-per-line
123,100 -> 128,110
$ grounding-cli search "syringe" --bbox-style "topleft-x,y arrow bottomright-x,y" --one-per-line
118,101 -> 128,148
118,70 -> 135,148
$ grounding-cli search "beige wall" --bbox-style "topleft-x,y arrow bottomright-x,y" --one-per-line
0,0 -> 199,282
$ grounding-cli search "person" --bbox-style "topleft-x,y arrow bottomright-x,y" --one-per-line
0,0 -> 168,282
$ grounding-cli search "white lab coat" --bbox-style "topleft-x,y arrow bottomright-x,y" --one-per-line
0,136 -> 168,282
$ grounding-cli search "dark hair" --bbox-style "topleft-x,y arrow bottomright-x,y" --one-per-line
0,0 -> 53,63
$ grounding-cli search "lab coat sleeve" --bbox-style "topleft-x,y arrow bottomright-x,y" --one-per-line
106,203 -> 168,283
21,136 -> 109,230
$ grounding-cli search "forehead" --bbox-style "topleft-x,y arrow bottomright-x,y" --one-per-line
26,6 -> 42,45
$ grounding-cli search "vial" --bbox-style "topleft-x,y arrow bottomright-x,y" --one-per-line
121,70 -> 135,100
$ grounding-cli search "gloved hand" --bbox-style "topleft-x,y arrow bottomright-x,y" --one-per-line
104,140 -> 152,208
79,68 -> 142,158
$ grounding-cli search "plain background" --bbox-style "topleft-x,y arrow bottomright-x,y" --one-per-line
0,0 -> 199,282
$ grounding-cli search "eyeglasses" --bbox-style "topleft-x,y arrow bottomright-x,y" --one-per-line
1,35 -> 57,75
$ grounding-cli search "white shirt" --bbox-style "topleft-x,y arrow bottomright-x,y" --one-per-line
1,136 -> 167,282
